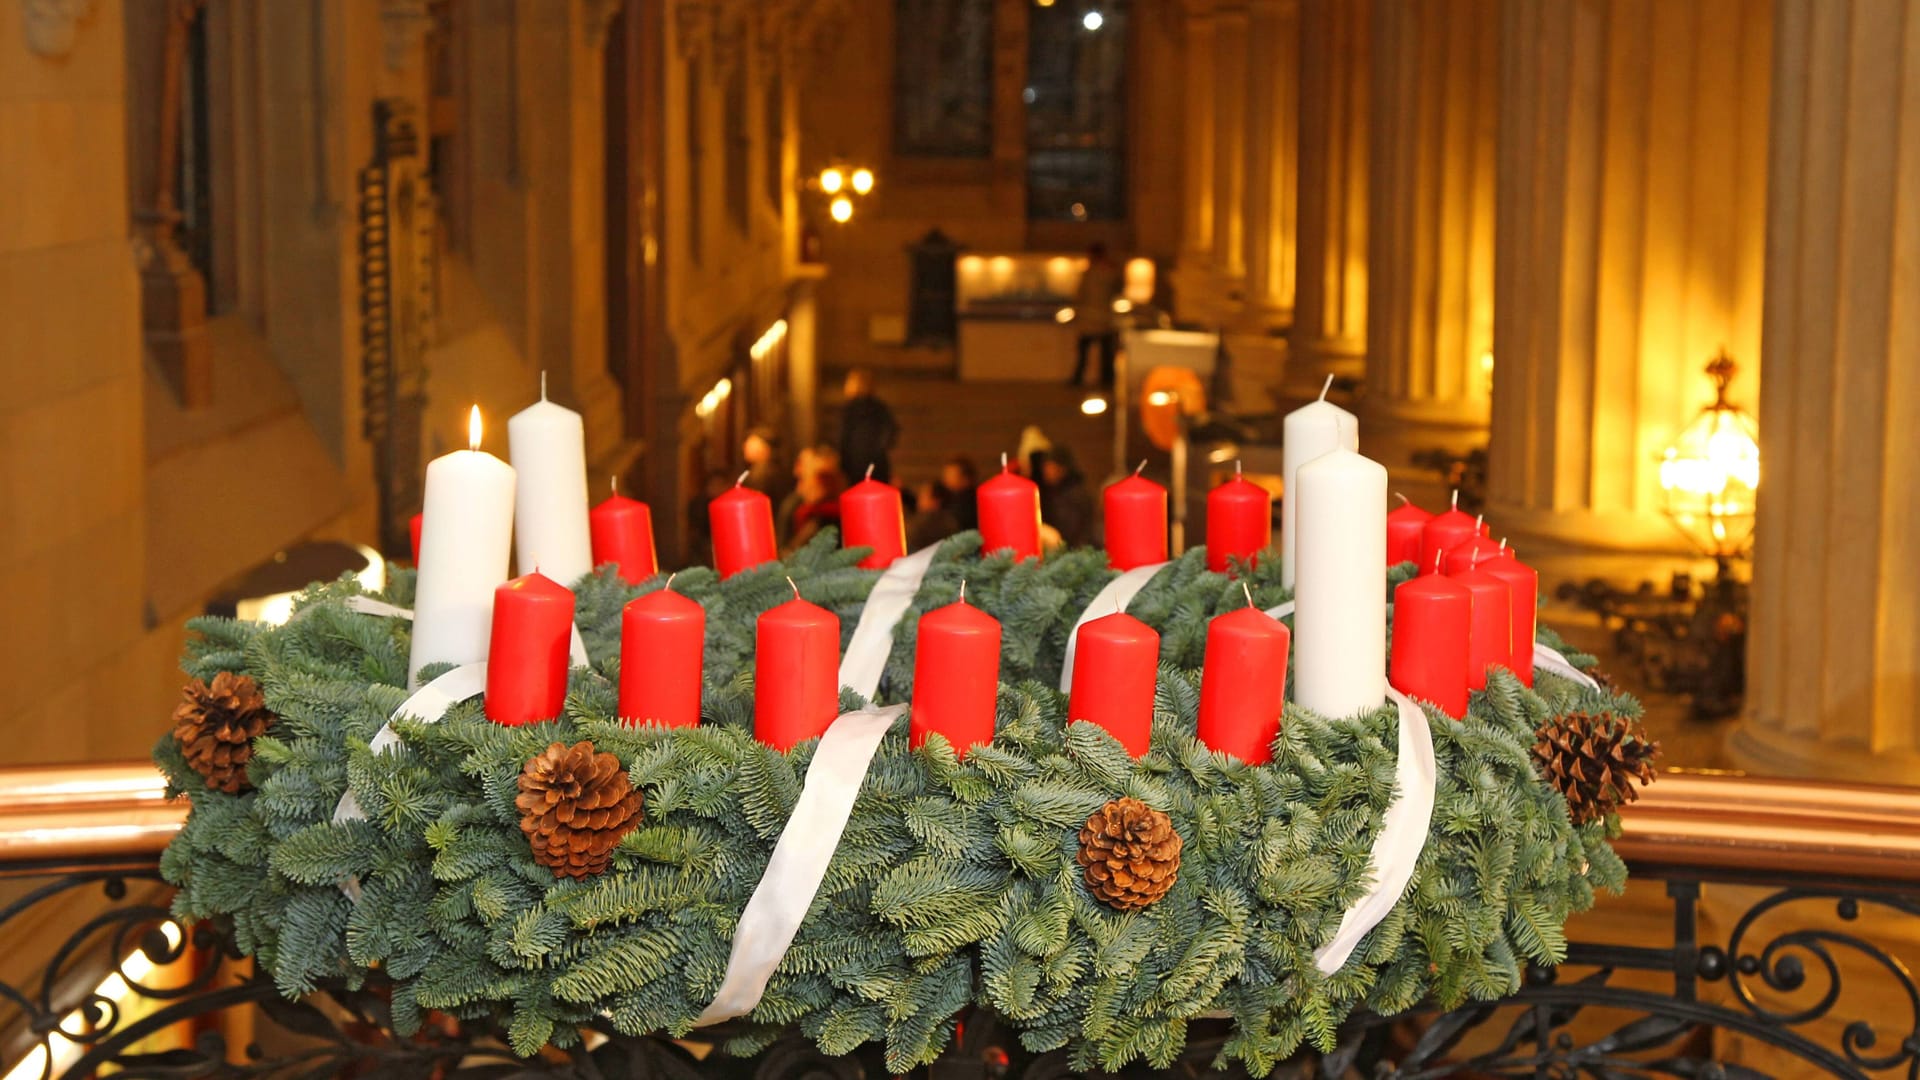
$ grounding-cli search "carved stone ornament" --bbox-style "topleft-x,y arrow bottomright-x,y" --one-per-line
20,0 -> 94,57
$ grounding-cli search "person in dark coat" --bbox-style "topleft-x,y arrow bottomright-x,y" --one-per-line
837,368 -> 899,484
940,454 -> 979,532
1040,445 -> 1095,549
907,480 -> 962,551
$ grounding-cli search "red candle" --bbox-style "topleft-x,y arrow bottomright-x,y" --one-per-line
710,472 -> 778,579
1067,610 -> 1160,758
1441,535 -> 1507,576
619,581 -> 703,727
409,512 -> 424,564
484,571 -> 576,725
1390,562 -> 1472,717
840,467 -> 907,569
977,455 -> 1042,560
1419,492 -> 1478,576
1196,602 -> 1290,764
910,589 -> 1002,757
753,583 -> 842,751
1103,463 -> 1168,570
1479,552 -> 1538,688
591,482 -> 660,584
1386,494 -> 1431,568
1450,557 -> 1513,690
1207,462 -> 1273,572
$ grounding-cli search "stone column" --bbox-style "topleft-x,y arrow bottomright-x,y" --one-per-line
1210,1 -> 1249,307
1486,0 -> 1769,555
1285,0 -> 1369,405
1170,1 -> 1219,321
1730,0 -> 1920,783
1239,0 -> 1298,328
1361,0 -> 1497,469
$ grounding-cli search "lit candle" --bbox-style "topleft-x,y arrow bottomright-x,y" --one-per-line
409,512 -> 424,564
484,571 -> 575,725
1280,375 -> 1359,589
1067,609 -> 1160,758
1389,554 -> 1472,717
1197,585 -> 1290,764
1478,543 -> 1538,688
1418,491 -> 1479,577
710,472 -> 778,579
840,466 -> 907,570
978,453 -> 1042,560
754,579 -> 842,751
591,478 -> 660,584
409,406 -> 516,686
1103,461 -> 1168,570
1385,493 -> 1431,568
1206,461 -> 1274,573
507,376 -> 594,587
1292,447 -> 1388,717
1449,553 -> 1513,691
910,584 -> 1002,757
619,577 -> 703,727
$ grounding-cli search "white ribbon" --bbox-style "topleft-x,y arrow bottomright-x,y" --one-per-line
695,704 -> 906,1025
1533,642 -> 1601,690
1263,599 -> 1295,620
340,594 -> 589,667
1058,562 -> 1171,692
838,544 -> 942,702
1312,686 -> 1436,975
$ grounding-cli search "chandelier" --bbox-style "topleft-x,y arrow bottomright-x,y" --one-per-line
1657,350 -> 1760,561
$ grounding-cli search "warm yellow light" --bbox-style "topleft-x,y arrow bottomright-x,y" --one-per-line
4,922 -> 184,1080
1054,307 -> 1075,324
1147,390 -> 1174,406
959,255 -> 984,274
819,167 -> 845,194
829,195 -> 854,223
1048,256 -> 1072,273
1035,0 -> 1055,6
468,405 -> 483,451
850,168 -> 874,195
1657,351 -> 1760,558
695,377 -> 733,419
1111,298 -> 1133,314
1080,394 -> 1109,416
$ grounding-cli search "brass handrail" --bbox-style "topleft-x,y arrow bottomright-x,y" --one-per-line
2,762 -> 1920,884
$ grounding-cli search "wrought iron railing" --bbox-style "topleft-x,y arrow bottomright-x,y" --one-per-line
3,765 -> 1916,1078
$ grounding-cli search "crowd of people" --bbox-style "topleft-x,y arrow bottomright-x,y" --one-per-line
700,369 -> 1097,563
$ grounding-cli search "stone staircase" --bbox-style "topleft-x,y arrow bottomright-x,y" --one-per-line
819,375 -> 1121,487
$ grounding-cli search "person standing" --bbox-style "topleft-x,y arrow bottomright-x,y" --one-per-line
740,426 -> 790,508
940,454 -> 979,532
1040,446 -> 1094,549
1066,243 -> 1122,388
837,368 -> 899,484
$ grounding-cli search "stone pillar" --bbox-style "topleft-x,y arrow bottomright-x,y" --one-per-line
1731,0 -> 1919,783
1285,0 -> 1368,405
1361,0 -> 1497,468
1209,1 -> 1249,307
1171,1 -> 1218,321
1486,0 -> 1769,555
1239,0 -> 1298,328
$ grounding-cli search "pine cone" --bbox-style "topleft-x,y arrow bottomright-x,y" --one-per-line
171,672 -> 274,794
1533,711 -> 1660,826
516,741 -> 643,879
1076,797 -> 1182,911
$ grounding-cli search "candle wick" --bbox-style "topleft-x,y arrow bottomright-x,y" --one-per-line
1451,489 -> 1460,510
1001,451 -> 1009,472
1235,459 -> 1243,477
737,470 -> 751,487
611,475 -> 618,496
1394,491 -> 1409,507
1241,580 -> 1254,609
959,579 -> 968,604
866,463 -> 874,481
1319,373 -> 1334,402
540,370 -> 548,402
1134,459 -> 1147,476
1499,537 -> 1508,552
1433,550 -> 1444,574
665,571 -> 677,592
786,576 -> 800,601
1474,513 -> 1484,531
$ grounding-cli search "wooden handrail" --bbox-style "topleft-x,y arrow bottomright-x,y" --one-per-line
2,762 -> 1920,885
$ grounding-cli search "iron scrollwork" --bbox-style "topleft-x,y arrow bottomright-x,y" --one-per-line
4,861 -> 1918,1078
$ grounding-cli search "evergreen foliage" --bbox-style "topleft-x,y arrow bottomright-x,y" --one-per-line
155,532 -> 1634,1073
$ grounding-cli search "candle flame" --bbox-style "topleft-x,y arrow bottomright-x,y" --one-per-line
1319,373 -> 1334,402
786,576 -> 801,601
468,405 -> 483,451
737,470 -> 751,487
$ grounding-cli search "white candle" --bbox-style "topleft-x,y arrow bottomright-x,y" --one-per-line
410,406 -> 517,686
1280,375 -> 1359,590
507,377 -> 593,586
1291,447 -> 1387,718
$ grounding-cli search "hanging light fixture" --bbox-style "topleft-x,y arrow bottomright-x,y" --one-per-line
1658,349 -> 1760,562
